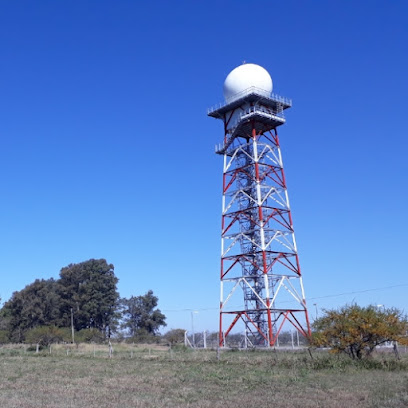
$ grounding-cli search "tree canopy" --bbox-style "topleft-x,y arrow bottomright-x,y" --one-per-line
121,290 -> 166,336
58,259 -> 120,335
2,278 -> 62,341
312,304 -> 408,359
0,259 -> 169,343
0,259 -> 122,341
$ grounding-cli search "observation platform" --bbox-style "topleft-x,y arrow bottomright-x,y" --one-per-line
207,86 -> 292,118
208,87 -> 292,155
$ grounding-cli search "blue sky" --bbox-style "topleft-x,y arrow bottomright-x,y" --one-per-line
0,1 -> 407,333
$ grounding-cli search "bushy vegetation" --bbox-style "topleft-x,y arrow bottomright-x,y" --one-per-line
75,328 -> 106,343
24,326 -> 71,346
0,329 -> 9,344
312,304 -> 408,359
163,328 -> 185,345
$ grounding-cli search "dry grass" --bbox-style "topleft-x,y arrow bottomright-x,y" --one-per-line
0,345 -> 407,408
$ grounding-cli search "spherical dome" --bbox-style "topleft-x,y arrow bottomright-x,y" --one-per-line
223,63 -> 273,102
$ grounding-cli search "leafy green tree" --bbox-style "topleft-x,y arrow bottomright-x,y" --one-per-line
58,259 -> 120,336
2,279 -> 63,341
312,304 -> 408,359
121,290 -> 166,336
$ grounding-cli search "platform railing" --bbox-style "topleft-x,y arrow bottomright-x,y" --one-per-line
207,86 -> 292,114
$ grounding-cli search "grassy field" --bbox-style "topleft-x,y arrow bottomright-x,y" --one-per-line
0,344 -> 408,408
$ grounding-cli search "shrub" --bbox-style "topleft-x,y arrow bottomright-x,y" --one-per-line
312,304 -> 408,359
75,328 -> 105,343
0,330 -> 10,344
25,326 -> 69,346
125,329 -> 160,344
163,329 -> 185,345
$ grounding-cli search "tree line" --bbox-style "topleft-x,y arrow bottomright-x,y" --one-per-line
0,259 -> 166,343
3,258 -> 408,357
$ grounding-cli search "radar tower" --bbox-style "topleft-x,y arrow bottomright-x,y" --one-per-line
208,63 -> 311,347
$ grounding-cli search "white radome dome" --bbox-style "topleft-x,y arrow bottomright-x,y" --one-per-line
223,63 -> 273,103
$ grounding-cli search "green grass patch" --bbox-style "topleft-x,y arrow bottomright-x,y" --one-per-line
0,345 -> 407,407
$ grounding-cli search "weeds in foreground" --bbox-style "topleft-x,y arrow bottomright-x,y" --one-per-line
0,345 -> 407,408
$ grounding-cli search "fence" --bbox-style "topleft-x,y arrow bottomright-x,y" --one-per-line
184,330 -> 309,349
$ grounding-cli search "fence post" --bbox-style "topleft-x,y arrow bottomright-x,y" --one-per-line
184,331 -> 193,348
393,341 -> 400,360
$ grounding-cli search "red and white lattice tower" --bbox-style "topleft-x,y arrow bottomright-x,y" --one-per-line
208,64 -> 311,347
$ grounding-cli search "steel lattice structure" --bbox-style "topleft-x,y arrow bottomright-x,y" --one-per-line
208,87 -> 311,347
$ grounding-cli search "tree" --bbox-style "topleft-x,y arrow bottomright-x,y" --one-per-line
163,329 -> 185,345
312,304 -> 408,359
0,296 -> 9,343
58,259 -> 120,337
2,279 -> 63,341
25,326 -> 70,347
121,290 -> 166,336
0,296 -> 10,341
0,330 -> 9,344
75,328 -> 105,344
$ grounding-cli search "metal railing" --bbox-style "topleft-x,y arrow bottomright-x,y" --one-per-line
207,86 -> 292,115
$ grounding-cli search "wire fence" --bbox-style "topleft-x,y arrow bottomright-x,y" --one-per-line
1,339 -> 406,362
185,330 -> 309,349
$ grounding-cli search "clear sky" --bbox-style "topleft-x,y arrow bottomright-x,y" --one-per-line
0,1 -> 407,333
